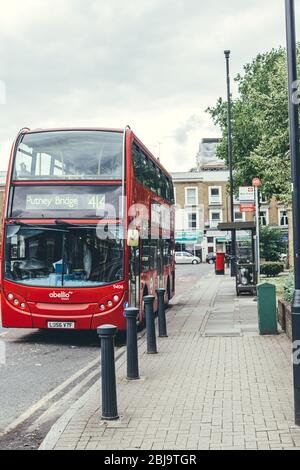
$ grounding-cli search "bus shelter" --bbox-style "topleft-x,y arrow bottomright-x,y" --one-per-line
218,221 -> 257,296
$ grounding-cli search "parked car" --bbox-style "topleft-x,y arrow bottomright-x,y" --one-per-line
175,251 -> 201,265
206,253 -> 216,264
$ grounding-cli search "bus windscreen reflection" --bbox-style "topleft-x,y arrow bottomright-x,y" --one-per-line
5,225 -> 124,288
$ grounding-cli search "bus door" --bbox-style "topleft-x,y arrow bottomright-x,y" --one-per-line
129,243 -> 140,308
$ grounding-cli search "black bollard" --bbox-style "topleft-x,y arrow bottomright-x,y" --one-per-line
144,295 -> 157,354
156,288 -> 168,338
97,325 -> 119,420
124,307 -> 139,380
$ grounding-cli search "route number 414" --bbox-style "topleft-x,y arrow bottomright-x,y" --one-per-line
88,195 -> 105,209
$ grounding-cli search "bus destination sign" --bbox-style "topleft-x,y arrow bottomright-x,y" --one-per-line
11,185 -> 122,218
25,194 -> 106,211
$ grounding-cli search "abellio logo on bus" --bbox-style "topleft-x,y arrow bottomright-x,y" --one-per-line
49,291 -> 73,301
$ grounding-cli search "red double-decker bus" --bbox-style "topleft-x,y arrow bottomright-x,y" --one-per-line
1,126 -> 175,331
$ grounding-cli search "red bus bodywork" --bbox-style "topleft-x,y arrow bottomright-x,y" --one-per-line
1,127 -> 175,331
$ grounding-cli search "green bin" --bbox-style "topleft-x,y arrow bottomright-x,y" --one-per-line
257,283 -> 278,335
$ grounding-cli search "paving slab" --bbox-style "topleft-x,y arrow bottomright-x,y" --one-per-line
40,274 -> 296,451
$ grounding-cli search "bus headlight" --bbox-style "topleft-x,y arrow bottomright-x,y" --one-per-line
107,300 -> 113,307
5,291 -> 29,312
113,295 -> 119,302
100,304 -> 105,311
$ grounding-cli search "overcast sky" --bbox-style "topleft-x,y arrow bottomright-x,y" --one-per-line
0,0 -> 294,173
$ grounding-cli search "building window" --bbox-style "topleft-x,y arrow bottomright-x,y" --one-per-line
188,213 -> 197,230
260,192 -> 268,204
185,187 -> 197,206
207,237 -> 214,244
209,186 -> 222,205
279,209 -> 288,227
234,210 -> 245,222
209,210 -> 222,228
259,210 -> 268,226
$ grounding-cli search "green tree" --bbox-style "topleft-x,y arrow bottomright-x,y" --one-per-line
207,47 -> 294,205
259,226 -> 285,262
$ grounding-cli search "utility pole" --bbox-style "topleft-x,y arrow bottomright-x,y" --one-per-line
224,50 -> 236,276
285,0 -> 300,426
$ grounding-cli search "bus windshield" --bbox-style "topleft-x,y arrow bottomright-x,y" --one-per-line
13,130 -> 123,181
5,224 -> 124,287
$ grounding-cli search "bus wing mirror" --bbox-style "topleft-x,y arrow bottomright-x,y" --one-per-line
127,229 -> 139,247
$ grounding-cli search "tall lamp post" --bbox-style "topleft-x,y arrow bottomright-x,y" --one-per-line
224,50 -> 236,276
253,177 -> 262,284
285,0 -> 300,426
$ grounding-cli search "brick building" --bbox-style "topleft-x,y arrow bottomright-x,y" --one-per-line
172,139 -> 289,261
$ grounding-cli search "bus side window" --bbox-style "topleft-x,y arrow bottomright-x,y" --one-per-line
165,176 -> 170,202
169,180 -> 175,204
131,141 -> 173,203
141,239 -> 150,272
150,239 -> 158,270
162,174 -> 168,200
163,239 -> 168,265
157,168 -> 163,198
148,159 -> 157,194
166,239 -> 172,265
132,142 -> 144,185
165,177 -> 174,204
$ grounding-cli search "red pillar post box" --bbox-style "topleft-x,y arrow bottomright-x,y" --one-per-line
215,252 -> 225,275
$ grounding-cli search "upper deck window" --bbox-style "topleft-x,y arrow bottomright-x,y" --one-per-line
131,141 -> 174,204
13,131 -> 123,181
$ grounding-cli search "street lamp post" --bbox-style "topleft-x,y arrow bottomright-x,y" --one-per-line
252,177 -> 262,284
224,50 -> 236,277
285,0 -> 300,426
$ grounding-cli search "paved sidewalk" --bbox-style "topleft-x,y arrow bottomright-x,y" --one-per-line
40,273 -> 300,450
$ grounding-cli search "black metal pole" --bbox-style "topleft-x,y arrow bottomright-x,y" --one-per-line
224,50 -> 236,277
97,325 -> 119,420
144,295 -> 157,354
156,288 -> 168,337
124,307 -> 139,380
285,0 -> 300,426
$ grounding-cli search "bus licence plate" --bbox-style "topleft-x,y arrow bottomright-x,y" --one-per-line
47,321 -> 75,329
